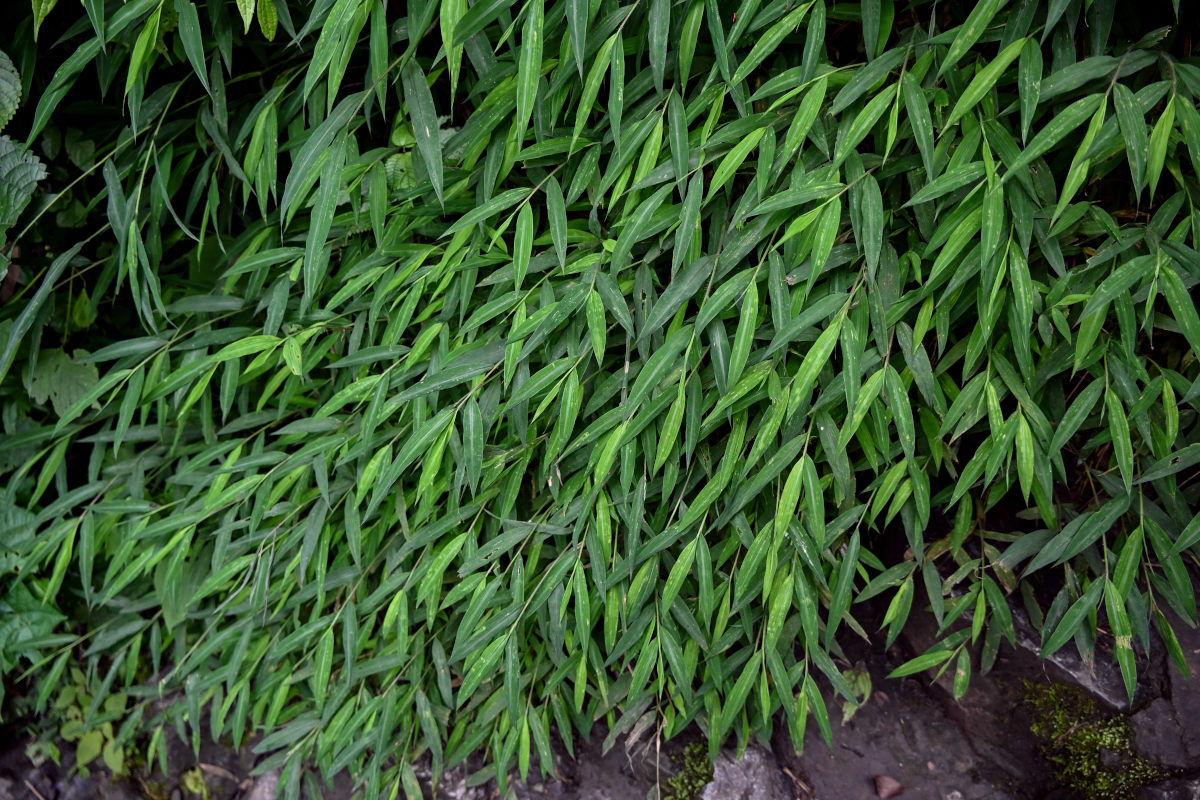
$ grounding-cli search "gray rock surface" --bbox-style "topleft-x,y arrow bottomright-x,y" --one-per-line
1131,698 -> 1191,768
242,768 -> 280,800
569,743 -> 644,800
892,609 -> 1053,795
1138,778 -> 1200,800
793,616 -> 1035,800
1008,602 -> 1166,713
1129,608 -> 1200,773
701,746 -> 789,800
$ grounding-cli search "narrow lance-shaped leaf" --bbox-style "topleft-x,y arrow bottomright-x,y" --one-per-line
402,60 -> 444,206
515,0 -> 544,145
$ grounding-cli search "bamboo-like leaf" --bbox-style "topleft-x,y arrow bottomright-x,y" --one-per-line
707,129 -> 767,201
902,163 -> 985,207
1105,391 -> 1133,493
938,0 -> 1007,78
402,61 -> 444,206
731,2 -> 813,85
902,73 -> 936,178
648,0 -> 668,93
572,34 -> 618,150
515,0 -> 544,145
1042,579 -> 1104,657
514,204 -> 533,290
1000,94 -> 1105,186
944,38 -> 1027,130
1017,37 -> 1041,143
567,0 -> 589,76
727,282 -> 757,389
8,5 -> 1199,792
1113,84 -> 1147,194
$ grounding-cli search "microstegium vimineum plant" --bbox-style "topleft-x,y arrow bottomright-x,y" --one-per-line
1,0 -> 1199,797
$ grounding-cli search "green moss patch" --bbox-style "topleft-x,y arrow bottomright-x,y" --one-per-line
1024,681 -> 1166,800
662,743 -> 714,800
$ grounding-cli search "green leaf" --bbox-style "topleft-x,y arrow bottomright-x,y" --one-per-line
859,173 -> 884,273
643,257 -> 715,338
402,61 -> 444,206
660,536 -> 699,612
902,163 -> 985,208
546,176 -> 567,269
1105,390 -> 1133,493
1113,84 -> 1147,194
944,38 -> 1027,130
938,0 -> 1007,78
32,0 -> 60,39
1001,94 -> 1105,186
788,310 -> 845,416
442,188 -> 529,237
1146,95 -> 1174,200
1112,526 -> 1143,597
236,0 -> 255,33
462,397 -> 483,493
1138,444 -> 1200,486
648,0 -> 668,93
26,350 -> 100,418
1160,263 -> 1200,359
1017,38 -> 1042,143
668,91 -> 689,188
76,729 -> 103,767
572,34 -> 618,150
1042,579 -> 1104,658
0,48 -> 21,131
514,204 -> 533,290
1050,379 -> 1104,452
1015,413 -> 1034,502
708,128 -> 767,201
887,648 -> 955,678
902,73 -> 936,178
0,136 -> 47,234
731,2 -> 813,85
258,0 -> 277,39
831,48 -> 905,116
567,0 -> 589,76
314,627 -> 334,708
727,281 -> 757,389
776,456 -> 806,540
515,0 -> 543,144
280,94 -> 360,223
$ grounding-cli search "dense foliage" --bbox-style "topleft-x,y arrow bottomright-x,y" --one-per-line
2,0 -> 1199,796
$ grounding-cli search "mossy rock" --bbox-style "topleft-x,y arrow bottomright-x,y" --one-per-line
661,743 -> 714,800
1024,680 -> 1168,800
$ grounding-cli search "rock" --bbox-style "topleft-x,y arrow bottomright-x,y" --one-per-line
1006,604 -> 1164,713
243,768 -> 280,800
1131,698 -> 1190,768
1137,778 -> 1200,800
873,774 -> 904,798
893,608 -> 1053,792
797,627 -> 1029,800
418,763 -> 487,800
572,743 -> 646,800
1154,610 -> 1200,770
701,746 -> 789,800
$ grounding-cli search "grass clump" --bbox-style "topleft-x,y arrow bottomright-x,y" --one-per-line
1,1 -> 1199,798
